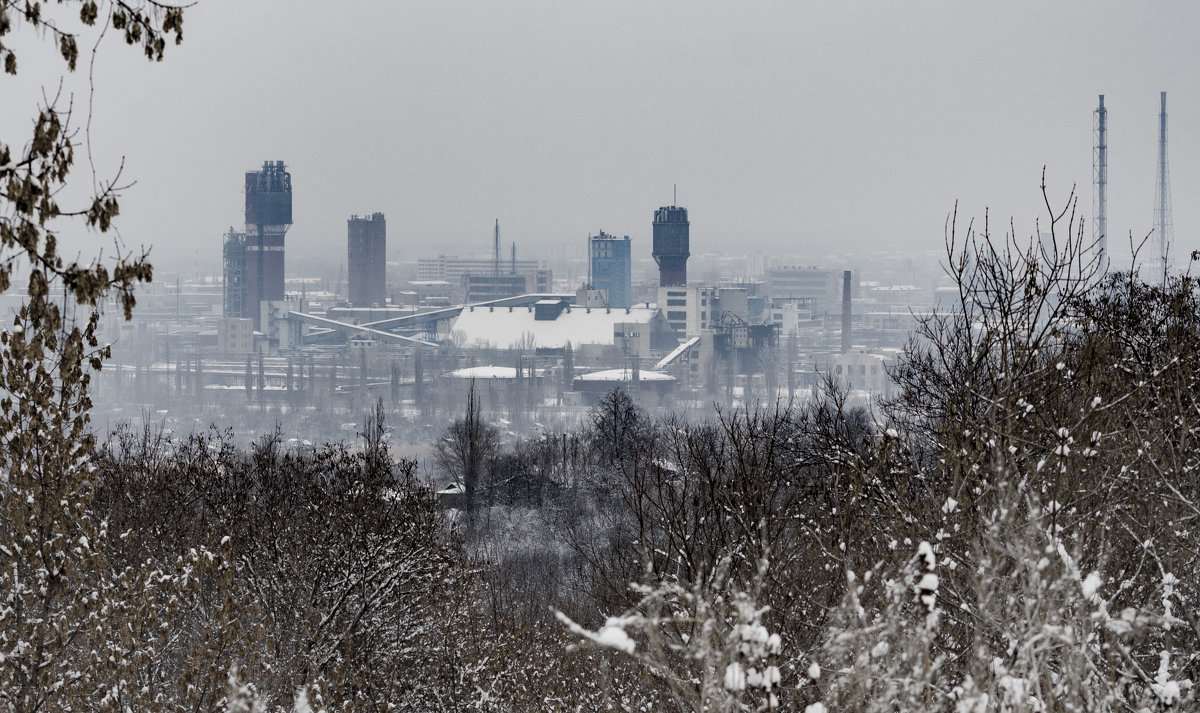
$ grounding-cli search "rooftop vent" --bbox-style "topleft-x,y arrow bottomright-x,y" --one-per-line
534,298 -> 568,321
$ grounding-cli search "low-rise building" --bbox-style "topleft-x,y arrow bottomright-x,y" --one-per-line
218,317 -> 255,354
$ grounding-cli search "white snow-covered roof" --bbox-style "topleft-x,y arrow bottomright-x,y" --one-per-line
575,368 -> 675,383
450,305 -> 661,349
449,365 -> 544,379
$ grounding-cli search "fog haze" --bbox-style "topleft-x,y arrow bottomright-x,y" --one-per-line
5,1 -> 1198,273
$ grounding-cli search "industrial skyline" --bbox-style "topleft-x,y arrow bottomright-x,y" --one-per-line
214,79 -> 1184,309
3,2 -> 1197,276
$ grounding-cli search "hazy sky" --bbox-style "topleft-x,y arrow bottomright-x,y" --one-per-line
5,1 -> 1199,275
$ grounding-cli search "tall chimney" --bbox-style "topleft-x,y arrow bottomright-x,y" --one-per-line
841,270 -> 852,353
1094,94 -> 1107,263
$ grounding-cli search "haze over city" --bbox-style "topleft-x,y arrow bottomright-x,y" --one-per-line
4,1 -> 1199,273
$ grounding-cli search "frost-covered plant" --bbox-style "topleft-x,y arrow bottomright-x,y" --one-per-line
806,483 -> 1194,713
0,3 -> 194,711
557,549 -> 784,712
805,542 -> 944,713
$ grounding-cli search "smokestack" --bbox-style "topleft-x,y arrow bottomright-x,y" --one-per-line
492,219 -> 501,277
841,270 -> 852,353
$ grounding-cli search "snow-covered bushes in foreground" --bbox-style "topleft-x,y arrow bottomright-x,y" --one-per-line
557,187 -> 1200,712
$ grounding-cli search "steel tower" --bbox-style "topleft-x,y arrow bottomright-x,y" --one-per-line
1093,95 -> 1107,263
222,227 -> 246,318
1154,91 -> 1172,283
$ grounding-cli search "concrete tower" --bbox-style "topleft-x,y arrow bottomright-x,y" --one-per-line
652,204 -> 690,287
243,160 -> 292,328
348,213 -> 387,307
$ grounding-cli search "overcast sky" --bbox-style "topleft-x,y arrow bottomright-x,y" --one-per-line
5,1 -> 1199,276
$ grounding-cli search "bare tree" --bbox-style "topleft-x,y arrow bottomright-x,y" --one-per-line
435,379 -> 501,508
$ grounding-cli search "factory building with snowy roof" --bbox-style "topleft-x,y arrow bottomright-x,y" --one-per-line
448,298 -> 677,358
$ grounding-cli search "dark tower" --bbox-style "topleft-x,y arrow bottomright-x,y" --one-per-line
348,212 -> 387,307
652,205 -> 689,287
841,270 -> 852,353
243,160 -> 292,329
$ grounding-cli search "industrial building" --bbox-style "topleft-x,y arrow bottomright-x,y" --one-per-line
416,255 -> 551,304
407,280 -> 453,306
766,297 -> 816,336
418,255 -> 542,282
222,228 -> 247,319
217,317 -> 257,354
652,205 -> 690,287
589,232 -> 632,308
449,300 -> 676,357
658,285 -> 714,340
764,265 -> 847,313
240,161 -> 292,329
573,368 -> 677,405
348,213 -> 387,307
459,273 -> 538,304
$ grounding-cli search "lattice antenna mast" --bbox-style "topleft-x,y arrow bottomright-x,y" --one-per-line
492,219 -> 500,277
1154,91 -> 1173,283
1093,94 -> 1108,264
